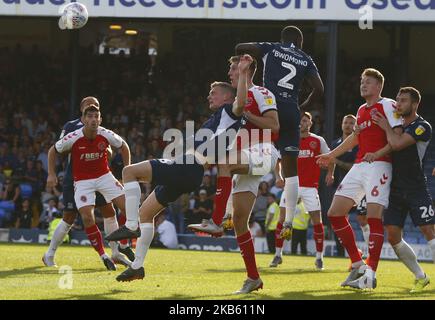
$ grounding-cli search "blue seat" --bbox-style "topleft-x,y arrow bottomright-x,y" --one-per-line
19,183 -> 33,199
0,208 -> 12,228
0,201 -> 15,212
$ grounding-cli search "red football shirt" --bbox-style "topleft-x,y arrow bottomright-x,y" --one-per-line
355,98 -> 402,163
55,127 -> 124,181
237,85 -> 279,149
298,133 -> 330,188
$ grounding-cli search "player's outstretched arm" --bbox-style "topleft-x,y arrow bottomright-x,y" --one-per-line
316,133 -> 358,167
235,43 -> 263,59
232,54 -> 252,117
299,72 -> 324,111
47,145 -> 58,188
119,141 -> 131,167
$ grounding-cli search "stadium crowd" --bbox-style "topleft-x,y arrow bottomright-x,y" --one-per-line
0,43 -> 433,251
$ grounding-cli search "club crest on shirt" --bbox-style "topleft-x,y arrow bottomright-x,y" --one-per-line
98,142 -> 106,151
415,125 -> 426,136
309,141 -> 317,149
393,111 -> 401,119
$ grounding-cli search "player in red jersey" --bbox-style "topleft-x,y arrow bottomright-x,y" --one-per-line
270,112 -> 334,270
54,104 -> 132,270
188,55 -> 280,294
317,68 -> 402,289
43,97 -> 134,269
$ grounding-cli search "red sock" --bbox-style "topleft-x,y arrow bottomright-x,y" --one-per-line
366,218 -> 384,271
237,231 -> 259,280
212,176 -> 232,225
329,216 -> 362,264
85,224 -> 105,256
313,223 -> 324,253
275,222 -> 284,248
117,214 -> 129,246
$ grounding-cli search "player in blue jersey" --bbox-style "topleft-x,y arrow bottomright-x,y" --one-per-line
372,87 -> 434,293
105,55 -> 253,282
42,96 -> 134,270
236,26 -> 324,238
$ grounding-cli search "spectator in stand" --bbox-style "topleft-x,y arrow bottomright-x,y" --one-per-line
192,189 -> 213,223
249,215 -> 264,242
194,173 -> 216,201
151,213 -> 179,249
14,199 -> 32,229
1,178 -> 21,209
252,182 -> 270,233
265,194 -> 280,254
39,198 -> 60,229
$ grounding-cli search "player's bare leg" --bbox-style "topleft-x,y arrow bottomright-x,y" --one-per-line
347,202 -> 384,289
188,153 -> 249,236
270,207 -> 285,267
116,191 -> 165,282
79,205 -> 116,270
386,225 -> 430,293
327,196 -> 367,286
310,210 -> 324,270
419,224 -> 435,263
356,214 -> 370,257
100,202 -> 132,267
357,214 -> 370,246
280,154 -> 299,239
232,192 -> 263,294
42,210 -> 77,267
105,161 -> 152,242
106,195 -> 136,261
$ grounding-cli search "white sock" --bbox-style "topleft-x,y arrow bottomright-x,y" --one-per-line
47,220 -> 72,256
131,223 -> 154,270
284,176 -> 299,223
104,216 -> 120,255
428,239 -> 435,264
124,181 -> 141,231
275,247 -> 282,257
393,240 -> 425,279
361,224 -> 370,245
316,252 -> 323,259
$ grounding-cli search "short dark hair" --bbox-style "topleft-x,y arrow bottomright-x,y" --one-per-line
398,87 -> 421,104
228,55 -> 257,75
281,26 -> 303,47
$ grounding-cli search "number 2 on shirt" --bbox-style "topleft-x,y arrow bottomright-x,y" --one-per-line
278,62 -> 297,90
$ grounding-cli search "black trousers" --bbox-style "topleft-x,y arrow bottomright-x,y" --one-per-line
291,229 -> 307,255
266,230 -> 276,254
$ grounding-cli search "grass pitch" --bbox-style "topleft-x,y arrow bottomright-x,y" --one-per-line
1,243 -> 434,300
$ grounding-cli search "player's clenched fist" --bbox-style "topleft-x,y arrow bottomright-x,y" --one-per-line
238,54 -> 253,72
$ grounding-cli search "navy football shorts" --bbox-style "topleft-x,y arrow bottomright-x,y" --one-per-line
276,102 -> 300,156
355,196 -> 367,216
150,156 -> 204,207
384,188 -> 435,228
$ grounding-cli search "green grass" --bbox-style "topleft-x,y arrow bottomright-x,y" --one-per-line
1,243 -> 434,300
